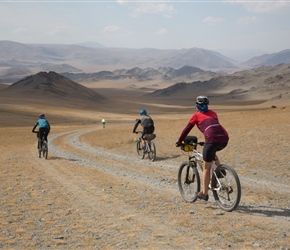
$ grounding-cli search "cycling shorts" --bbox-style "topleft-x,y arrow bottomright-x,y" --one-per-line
142,126 -> 155,138
203,142 -> 228,162
39,127 -> 50,141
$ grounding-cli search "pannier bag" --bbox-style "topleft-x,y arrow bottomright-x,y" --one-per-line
143,133 -> 156,141
181,136 -> 198,152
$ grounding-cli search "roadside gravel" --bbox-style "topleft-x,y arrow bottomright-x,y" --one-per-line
1,121 -> 289,249
45,126 -> 290,249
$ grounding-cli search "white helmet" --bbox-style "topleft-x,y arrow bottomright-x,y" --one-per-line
195,96 -> 209,105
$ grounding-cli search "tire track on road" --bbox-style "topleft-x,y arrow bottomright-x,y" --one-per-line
49,128 -> 179,192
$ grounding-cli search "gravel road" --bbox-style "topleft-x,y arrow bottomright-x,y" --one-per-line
42,127 -> 290,249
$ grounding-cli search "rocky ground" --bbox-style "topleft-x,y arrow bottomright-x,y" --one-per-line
0,107 -> 289,249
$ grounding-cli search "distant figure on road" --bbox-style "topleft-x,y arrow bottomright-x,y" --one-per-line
102,118 -> 106,128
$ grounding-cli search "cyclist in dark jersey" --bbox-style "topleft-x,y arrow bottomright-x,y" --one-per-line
32,114 -> 51,142
176,96 -> 229,201
133,109 -> 155,151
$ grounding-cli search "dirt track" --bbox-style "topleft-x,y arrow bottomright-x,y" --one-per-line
1,107 -> 289,249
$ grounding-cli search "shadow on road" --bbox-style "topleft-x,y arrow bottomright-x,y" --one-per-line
156,154 -> 181,161
237,205 -> 290,218
47,156 -> 79,162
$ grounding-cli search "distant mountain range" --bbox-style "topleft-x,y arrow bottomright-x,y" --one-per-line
0,41 -> 289,76
1,64 -> 289,108
243,49 -> 290,67
61,65 -> 220,85
146,63 -> 290,105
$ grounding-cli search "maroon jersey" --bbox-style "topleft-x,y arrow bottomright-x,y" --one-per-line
189,110 -> 229,143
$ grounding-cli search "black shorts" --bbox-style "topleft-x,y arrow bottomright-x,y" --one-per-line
203,142 -> 228,162
142,126 -> 155,138
39,128 -> 50,141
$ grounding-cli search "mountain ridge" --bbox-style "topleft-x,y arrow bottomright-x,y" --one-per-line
1,41 -> 289,84
0,40 -> 243,72
145,63 -> 290,105
1,71 -> 106,106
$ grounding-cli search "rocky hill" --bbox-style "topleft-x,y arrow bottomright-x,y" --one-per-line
146,64 -> 290,105
0,71 -> 106,104
244,49 -> 290,67
62,65 -> 220,84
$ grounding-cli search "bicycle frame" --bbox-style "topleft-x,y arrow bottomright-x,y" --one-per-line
33,131 -> 48,159
178,139 -> 241,211
144,140 -> 151,152
135,131 -> 156,161
188,149 -> 222,191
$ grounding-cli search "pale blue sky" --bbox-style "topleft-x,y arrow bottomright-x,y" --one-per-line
1,0 -> 290,53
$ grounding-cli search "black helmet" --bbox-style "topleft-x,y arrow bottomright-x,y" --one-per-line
39,114 -> 45,119
195,96 -> 209,105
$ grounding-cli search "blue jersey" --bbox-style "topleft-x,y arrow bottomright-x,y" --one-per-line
36,119 -> 50,129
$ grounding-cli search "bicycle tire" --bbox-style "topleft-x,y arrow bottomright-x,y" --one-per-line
136,139 -> 144,159
43,141 -> 48,159
178,161 -> 200,203
147,141 -> 156,162
38,139 -> 42,158
211,164 -> 241,212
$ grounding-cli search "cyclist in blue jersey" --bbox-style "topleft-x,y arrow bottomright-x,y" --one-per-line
32,114 -> 51,142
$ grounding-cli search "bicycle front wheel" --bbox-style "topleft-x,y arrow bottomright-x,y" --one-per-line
211,164 -> 241,212
147,141 -> 156,162
136,139 -> 144,159
178,161 -> 200,203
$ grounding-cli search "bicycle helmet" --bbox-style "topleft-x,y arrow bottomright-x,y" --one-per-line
139,109 -> 147,115
195,96 -> 209,105
195,96 -> 209,113
39,114 -> 45,119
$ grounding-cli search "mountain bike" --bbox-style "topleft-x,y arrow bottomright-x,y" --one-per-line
33,131 -> 48,159
177,136 -> 241,212
135,131 -> 156,162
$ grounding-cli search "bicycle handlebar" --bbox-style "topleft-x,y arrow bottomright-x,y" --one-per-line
182,141 -> 205,146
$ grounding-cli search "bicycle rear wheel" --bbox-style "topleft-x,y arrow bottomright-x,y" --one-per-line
211,164 -> 241,212
147,141 -> 156,162
42,141 -> 48,159
136,139 -> 144,159
38,139 -> 42,158
178,161 -> 200,202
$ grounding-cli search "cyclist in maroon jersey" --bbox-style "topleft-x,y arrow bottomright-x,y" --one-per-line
176,96 -> 229,201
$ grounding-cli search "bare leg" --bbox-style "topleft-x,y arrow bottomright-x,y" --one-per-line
214,155 -> 221,166
203,161 -> 212,195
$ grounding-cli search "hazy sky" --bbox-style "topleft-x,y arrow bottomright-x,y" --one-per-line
1,0 -> 290,53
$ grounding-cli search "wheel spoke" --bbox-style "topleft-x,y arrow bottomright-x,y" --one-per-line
178,162 -> 200,203
212,164 -> 241,212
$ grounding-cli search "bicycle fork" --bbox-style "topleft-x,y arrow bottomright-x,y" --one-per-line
145,141 -> 151,153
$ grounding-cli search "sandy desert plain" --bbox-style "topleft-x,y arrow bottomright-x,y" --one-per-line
0,75 -> 289,250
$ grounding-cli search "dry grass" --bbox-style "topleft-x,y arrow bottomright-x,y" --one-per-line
0,83 -> 289,249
